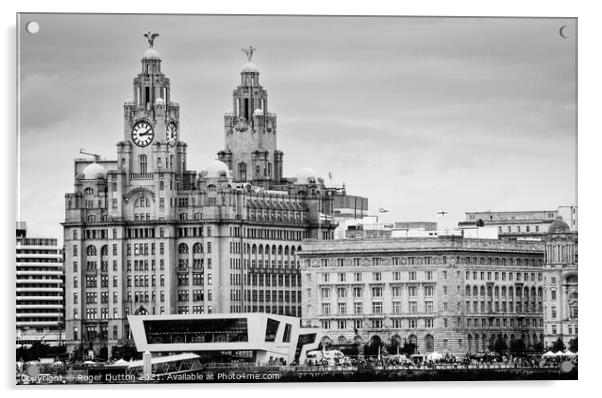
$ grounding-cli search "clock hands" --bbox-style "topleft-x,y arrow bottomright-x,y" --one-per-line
138,127 -> 152,136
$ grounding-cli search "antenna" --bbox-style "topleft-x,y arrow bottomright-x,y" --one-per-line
79,149 -> 101,162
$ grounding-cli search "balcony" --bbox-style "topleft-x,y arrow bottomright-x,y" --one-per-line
129,172 -> 154,180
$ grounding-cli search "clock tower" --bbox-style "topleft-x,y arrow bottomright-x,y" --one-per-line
218,46 -> 284,187
119,33 -> 186,177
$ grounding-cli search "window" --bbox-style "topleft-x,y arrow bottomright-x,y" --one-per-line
425,301 -> 433,313
409,301 -> 418,314
321,303 -> 330,315
409,271 -> 416,281
372,272 -> 381,281
353,287 -> 363,299
371,287 -> 382,297
139,154 -> 148,174
371,302 -> 382,314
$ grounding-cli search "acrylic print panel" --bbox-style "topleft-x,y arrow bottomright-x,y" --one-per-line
16,13 -> 577,385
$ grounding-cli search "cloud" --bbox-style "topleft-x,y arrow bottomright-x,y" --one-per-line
17,15 -> 577,240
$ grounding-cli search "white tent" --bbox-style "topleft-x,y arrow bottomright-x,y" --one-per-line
427,352 -> 443,361
110,358 -> 128,367
563,350 -> 577,357
83,360 -> 96,366
542,351 -> 555,357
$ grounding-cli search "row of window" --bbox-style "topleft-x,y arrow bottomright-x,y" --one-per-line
321,285 -> 435,300
318,270 -> 434,283
314,256 -> 542,268
466,270 -> 542,282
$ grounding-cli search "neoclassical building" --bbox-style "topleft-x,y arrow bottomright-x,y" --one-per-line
62,37 -> 339,355
542,217 -> 578,347
299,237 -> 545,356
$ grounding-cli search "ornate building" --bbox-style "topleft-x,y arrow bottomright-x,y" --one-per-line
218,46 -> 284,187
543,217 -> 578,348
299,237 -> 545,356
62,36 -> 338,355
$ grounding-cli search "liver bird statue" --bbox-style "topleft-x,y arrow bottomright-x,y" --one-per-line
144,32 -> 159,48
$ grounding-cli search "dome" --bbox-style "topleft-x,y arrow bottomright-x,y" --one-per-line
294,167 -> 319,185
143,47 -> 160,59
204,159 -> 232,179
548,217 -> 570,234
241,61 -> 259,73
82,163 -> 107,180
154,97 -> 165,105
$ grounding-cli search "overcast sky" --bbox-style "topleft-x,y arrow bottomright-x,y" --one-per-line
18,14 -> 577,240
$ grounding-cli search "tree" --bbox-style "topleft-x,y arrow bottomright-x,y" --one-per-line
400,342 -> 416,356
111,344 -> 141,361
551,337 -> 566,352
533,341 -> 544,352
493,338 -> 508,353
568,337 -> 578,352
509,338 -> 526,354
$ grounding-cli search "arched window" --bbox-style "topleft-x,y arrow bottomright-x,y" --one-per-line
100,245 -> 108,256
193,243 -> 203,254
139,154 -> 147,174
425,334 -> 434,353
466,285 -> 471,296
84,187 -> 94,196
267,162 -> 272,177
159,181 -> 164,190
178,243 -> 189,254
86,245 -> 97,256
170,155 -> 175,170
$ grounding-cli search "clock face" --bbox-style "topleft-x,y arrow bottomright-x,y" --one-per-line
166,122 -> 178,147
131,121 -> 154,147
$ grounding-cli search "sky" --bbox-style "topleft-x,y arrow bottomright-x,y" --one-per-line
17,14 -> 577,240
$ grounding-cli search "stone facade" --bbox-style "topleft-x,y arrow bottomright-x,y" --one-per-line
299,237 -> 545,356
218,56 -> 283,187
62,41 -> 337,355
542,218 -> 578,347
